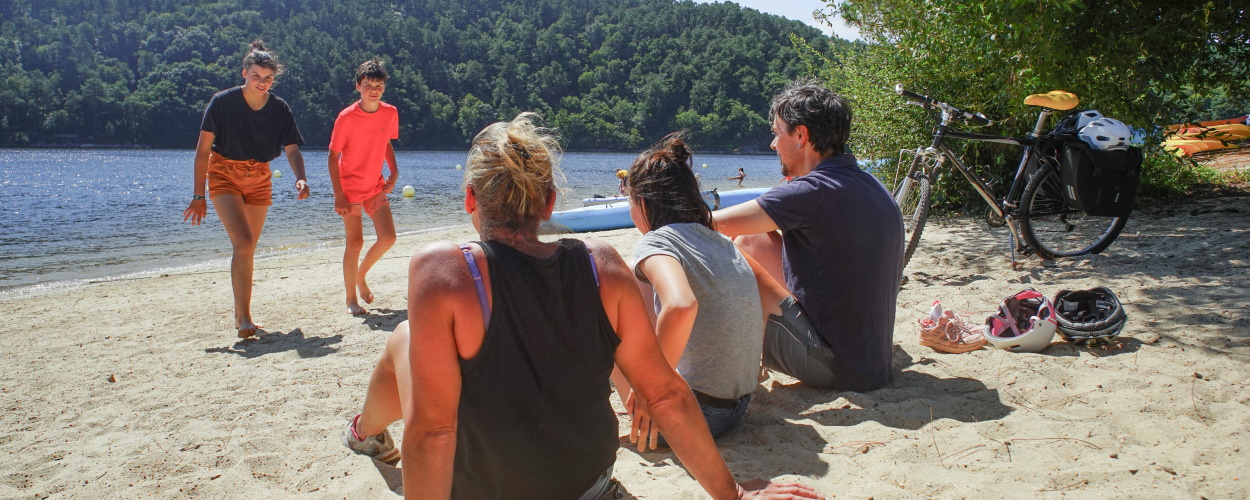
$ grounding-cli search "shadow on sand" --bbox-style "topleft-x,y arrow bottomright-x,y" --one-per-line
359,308 -> 407,332
204,328 -> 344,358
369,459 -> 639,499
627,344 -> 1014,480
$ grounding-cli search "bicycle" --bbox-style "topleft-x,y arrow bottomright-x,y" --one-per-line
891,84 -> 1129,269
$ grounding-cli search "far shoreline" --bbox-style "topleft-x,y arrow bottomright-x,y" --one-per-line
0,144 -> 780,155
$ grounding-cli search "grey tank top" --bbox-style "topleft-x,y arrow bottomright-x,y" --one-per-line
633,223 -> 762,400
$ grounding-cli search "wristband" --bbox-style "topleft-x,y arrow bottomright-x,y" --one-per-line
193,195 -> 205,200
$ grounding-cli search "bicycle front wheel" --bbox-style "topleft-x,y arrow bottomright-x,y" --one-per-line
895,172 -> 931,268
1019,166 -> 1127,259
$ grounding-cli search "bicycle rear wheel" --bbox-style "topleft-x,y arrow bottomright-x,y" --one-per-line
895,172 -> 931,268
1019,166 -> 1127,259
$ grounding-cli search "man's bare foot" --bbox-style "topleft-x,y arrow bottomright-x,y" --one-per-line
347,302 -> 367,315
236,319 -> 261,339
357,281 -> 375,304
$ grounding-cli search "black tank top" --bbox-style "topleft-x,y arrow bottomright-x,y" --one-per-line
451,239 -> 621,500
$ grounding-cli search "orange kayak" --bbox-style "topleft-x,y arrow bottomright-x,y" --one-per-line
1162,138 -> 1229,156
1169,123 -> 1250,140
1166,115 -> 1248,132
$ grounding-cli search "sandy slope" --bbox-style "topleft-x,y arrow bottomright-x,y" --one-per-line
1,197 -> 1247,499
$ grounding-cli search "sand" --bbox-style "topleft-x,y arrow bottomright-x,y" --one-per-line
2,195 -> 1248,499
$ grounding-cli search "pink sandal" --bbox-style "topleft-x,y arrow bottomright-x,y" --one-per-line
918,300 -> 985,353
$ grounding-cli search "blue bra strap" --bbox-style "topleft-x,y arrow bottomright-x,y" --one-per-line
586,247 -> 600,288
459,244 -> 491,327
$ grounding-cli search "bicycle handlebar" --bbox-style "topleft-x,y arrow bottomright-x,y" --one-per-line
894,84 -> 992,126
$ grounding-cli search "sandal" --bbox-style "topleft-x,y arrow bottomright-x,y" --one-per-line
918,300 -> 985,353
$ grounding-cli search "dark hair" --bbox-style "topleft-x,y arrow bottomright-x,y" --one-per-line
242,39 -> 284,76
768,79 -> 852,156
627,132 -> 713,231
355,58 -> 388,84
464,112 -> 564,238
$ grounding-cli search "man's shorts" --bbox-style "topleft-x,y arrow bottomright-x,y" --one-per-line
344,189 -> 390,217
763,296 -> 841,390
207,154 -> 272,206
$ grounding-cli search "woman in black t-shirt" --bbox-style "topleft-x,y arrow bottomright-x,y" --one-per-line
182,40 -> 310,338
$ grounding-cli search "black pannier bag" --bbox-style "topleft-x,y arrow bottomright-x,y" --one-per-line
1058,140 -> 1142,217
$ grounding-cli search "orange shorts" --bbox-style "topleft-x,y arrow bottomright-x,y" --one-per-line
345,189 -> 390,217
208,154 -> 272,206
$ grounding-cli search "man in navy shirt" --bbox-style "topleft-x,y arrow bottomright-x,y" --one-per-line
714,80 -> 904,392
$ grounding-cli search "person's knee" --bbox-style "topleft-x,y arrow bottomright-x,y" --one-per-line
231,238 -> 257,257
344,234 -> 365,251
376,232 -> 397,249
733,232 -> 780,256
386,321 -> 411,355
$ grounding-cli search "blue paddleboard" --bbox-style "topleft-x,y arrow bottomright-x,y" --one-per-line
546,188 -> 769,233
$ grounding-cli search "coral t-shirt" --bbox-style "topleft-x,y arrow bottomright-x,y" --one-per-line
329,101 -> 399,203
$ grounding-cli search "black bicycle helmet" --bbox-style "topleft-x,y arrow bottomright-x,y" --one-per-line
1053,287 -> 1127,346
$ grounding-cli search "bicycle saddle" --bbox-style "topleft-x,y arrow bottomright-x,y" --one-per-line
1024,90 -> 1079,111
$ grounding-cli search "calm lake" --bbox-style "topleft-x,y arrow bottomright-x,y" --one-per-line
0,149 -> 788,295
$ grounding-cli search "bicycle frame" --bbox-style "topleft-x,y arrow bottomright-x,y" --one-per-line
903,105 -> 1058,251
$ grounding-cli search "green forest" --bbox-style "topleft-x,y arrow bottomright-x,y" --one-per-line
0,0 -> 841,150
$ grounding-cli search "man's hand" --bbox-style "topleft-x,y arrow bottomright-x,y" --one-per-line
384,176 -> 397,193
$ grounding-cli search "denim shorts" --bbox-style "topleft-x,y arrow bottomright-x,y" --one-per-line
576,465 -> 620,500
656,392 -> 752,447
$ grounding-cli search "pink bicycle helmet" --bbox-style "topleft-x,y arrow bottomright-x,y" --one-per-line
983,288 -> 1057,353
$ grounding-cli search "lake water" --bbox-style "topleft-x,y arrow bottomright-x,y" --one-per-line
0,149 -> 788,295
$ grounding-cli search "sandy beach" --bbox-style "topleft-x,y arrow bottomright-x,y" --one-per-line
2,195 -> 1248,499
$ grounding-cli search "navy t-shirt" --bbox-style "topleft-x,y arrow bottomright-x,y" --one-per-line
756,154 -> 904,392
199,86 -> 304,163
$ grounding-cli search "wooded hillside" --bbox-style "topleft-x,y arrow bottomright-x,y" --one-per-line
0,0 -> 842,150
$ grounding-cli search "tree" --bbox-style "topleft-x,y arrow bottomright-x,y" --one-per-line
0,0 -> 845,148
812,0 -> 1249,202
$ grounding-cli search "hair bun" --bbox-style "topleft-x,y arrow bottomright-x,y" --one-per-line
463,113 -> 564,236
249,40 -> 268,52
665,136 -> 691,166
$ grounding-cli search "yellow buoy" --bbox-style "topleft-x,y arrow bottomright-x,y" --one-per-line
701,163 -> 707,168
455,164 -> 463,170
402,185 -> 415,197
272,170 -> 282,178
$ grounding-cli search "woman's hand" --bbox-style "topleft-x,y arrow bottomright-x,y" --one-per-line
294,179 -> 310,200
183,198 -> 207,225
739,479 -> 826,499
626,390 -> 660,451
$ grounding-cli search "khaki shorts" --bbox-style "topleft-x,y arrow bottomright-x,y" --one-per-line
345,189 -> 390,217
207,154 -> 272,206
